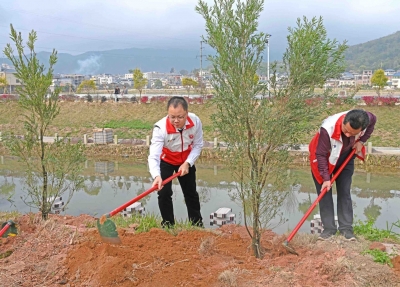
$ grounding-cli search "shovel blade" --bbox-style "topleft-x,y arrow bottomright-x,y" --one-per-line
282,240 -> 299,256
97,218 -> 121,244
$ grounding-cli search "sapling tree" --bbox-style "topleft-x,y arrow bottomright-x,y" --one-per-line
3,24 -> 85,220
197,0 -> 347,258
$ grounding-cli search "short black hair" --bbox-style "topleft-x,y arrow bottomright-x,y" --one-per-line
167,96 -> 188,111
344,109 -> 370,130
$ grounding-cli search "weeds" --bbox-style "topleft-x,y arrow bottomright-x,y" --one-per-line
362,249 -> 393,267
113,213 -> 160,233
354,217 -> 400,242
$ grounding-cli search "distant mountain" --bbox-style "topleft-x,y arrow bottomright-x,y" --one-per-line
2,31 -> 399,75
0,47 -> 203,75
345,31 -> 400,71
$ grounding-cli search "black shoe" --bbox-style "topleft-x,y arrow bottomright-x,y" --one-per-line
341,230 -> 356,241
317,230 -> 336,241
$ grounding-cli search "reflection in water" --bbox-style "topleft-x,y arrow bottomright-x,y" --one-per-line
0,157 -> 399,234
364,197 -> 382,222
0,175 -> 16,206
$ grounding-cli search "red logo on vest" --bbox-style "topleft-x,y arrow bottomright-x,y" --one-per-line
189,134 -> 194,139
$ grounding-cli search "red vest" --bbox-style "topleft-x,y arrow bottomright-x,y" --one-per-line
309,111 -> 366,183
159,115 -> 196,166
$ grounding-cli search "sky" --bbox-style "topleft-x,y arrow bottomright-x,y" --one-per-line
1,0 -> 400,61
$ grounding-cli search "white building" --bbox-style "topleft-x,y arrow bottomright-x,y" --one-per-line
124,73 -> 133,80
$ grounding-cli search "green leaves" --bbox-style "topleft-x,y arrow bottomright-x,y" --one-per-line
283,16 -> 347,92
3,25 -> 85,220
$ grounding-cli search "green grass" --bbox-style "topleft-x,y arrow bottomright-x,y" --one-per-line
362,249 -> 393,267
354,218 -> 400,242
0,101 -> 399,145
355,217 -> 400,268
103,119 -> 153,130
112,213 -> 204,235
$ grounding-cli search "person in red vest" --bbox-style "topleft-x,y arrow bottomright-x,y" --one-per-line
309,109 -> 376,241
148,96 -> 203,227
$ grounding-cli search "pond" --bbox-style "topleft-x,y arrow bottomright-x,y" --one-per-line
0,156 -> 399,235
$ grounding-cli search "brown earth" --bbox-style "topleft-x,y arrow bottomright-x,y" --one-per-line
1,213 -> 400,287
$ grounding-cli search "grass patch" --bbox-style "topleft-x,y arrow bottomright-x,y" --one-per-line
0,101 -> 399,145
362,249 -> 393,267
112,213 -> 205,234
113,213 -> 160,233
0,211 -> 20,222
103,119 -> 153,130
354,218 -> 400,242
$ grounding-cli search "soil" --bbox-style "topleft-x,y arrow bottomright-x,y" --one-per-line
1,213 -> 400,287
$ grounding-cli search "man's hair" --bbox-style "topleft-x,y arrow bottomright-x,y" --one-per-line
343,109 -> 370,130
167,96 -> 188,111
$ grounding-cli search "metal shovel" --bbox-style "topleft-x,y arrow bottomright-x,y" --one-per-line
97,171 -> 181,244
283,149 -> 356,255
0,220 -> 18,238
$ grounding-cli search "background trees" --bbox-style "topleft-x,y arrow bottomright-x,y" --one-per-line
77,79 -> 97,95
197,0 -> 347,258
182,77 -> 198,95
133,68 -> 148,103
3,24 -> 85,220
0,74 -> 8,93
371,69 -> 388,97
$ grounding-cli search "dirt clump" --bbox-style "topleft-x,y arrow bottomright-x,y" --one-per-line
0,214 -> 400,286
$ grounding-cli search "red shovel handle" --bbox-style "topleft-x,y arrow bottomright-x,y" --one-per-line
0,221 -> 12,237
107,171 -> 182,217
286,149 -> 356,243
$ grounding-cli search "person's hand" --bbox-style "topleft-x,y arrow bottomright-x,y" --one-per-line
178,162 -> 190,176
353,141 -> 364,153
152,176 -> 163,190
321,180 -> 332,192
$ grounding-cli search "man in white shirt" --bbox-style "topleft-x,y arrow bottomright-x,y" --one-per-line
148,96 -> 204,227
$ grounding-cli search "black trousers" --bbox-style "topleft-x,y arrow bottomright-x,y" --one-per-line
312,150 -> 355,234
158,160 -> 203,226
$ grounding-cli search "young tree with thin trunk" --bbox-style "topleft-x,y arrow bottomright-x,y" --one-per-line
77,80 -> 97,96
197,0 -> 347,258
371,69 -> 388,97
133,68 -> 148,103
0,74 -> 8,93
182,77 -> 198,95
3,24 -> 85,220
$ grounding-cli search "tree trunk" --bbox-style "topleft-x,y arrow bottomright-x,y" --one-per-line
40,131 -> 49,221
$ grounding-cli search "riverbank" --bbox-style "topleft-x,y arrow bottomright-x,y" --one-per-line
1,213 -> 400,286
0,101 -> 399,147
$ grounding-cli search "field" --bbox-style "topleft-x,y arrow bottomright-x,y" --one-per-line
0,100 -> 399,147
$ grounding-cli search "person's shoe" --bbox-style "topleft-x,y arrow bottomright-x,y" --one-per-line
317,230 -> 336,241
341,230 -> 357,241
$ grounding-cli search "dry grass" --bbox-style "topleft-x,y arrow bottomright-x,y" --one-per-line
198,236 -> 216,256
1,101 -> 399,146
218,270 -> 238,287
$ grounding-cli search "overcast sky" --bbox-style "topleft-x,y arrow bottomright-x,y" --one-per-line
1,0 -> 399,60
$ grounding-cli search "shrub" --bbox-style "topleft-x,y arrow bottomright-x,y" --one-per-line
86,95 -> 93,102
304,97 -> 323,106
0,94 -> 17,101
379,97 -> 398,106
101,96 -> 107,103
130,96 -> 138,103
362,96 -> 377,106
140,96 -> 149,104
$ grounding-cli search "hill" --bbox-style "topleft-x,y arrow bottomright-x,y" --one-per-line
345,31 -> 400,71
0,47 -> 202,75
1,31 -> 400,74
